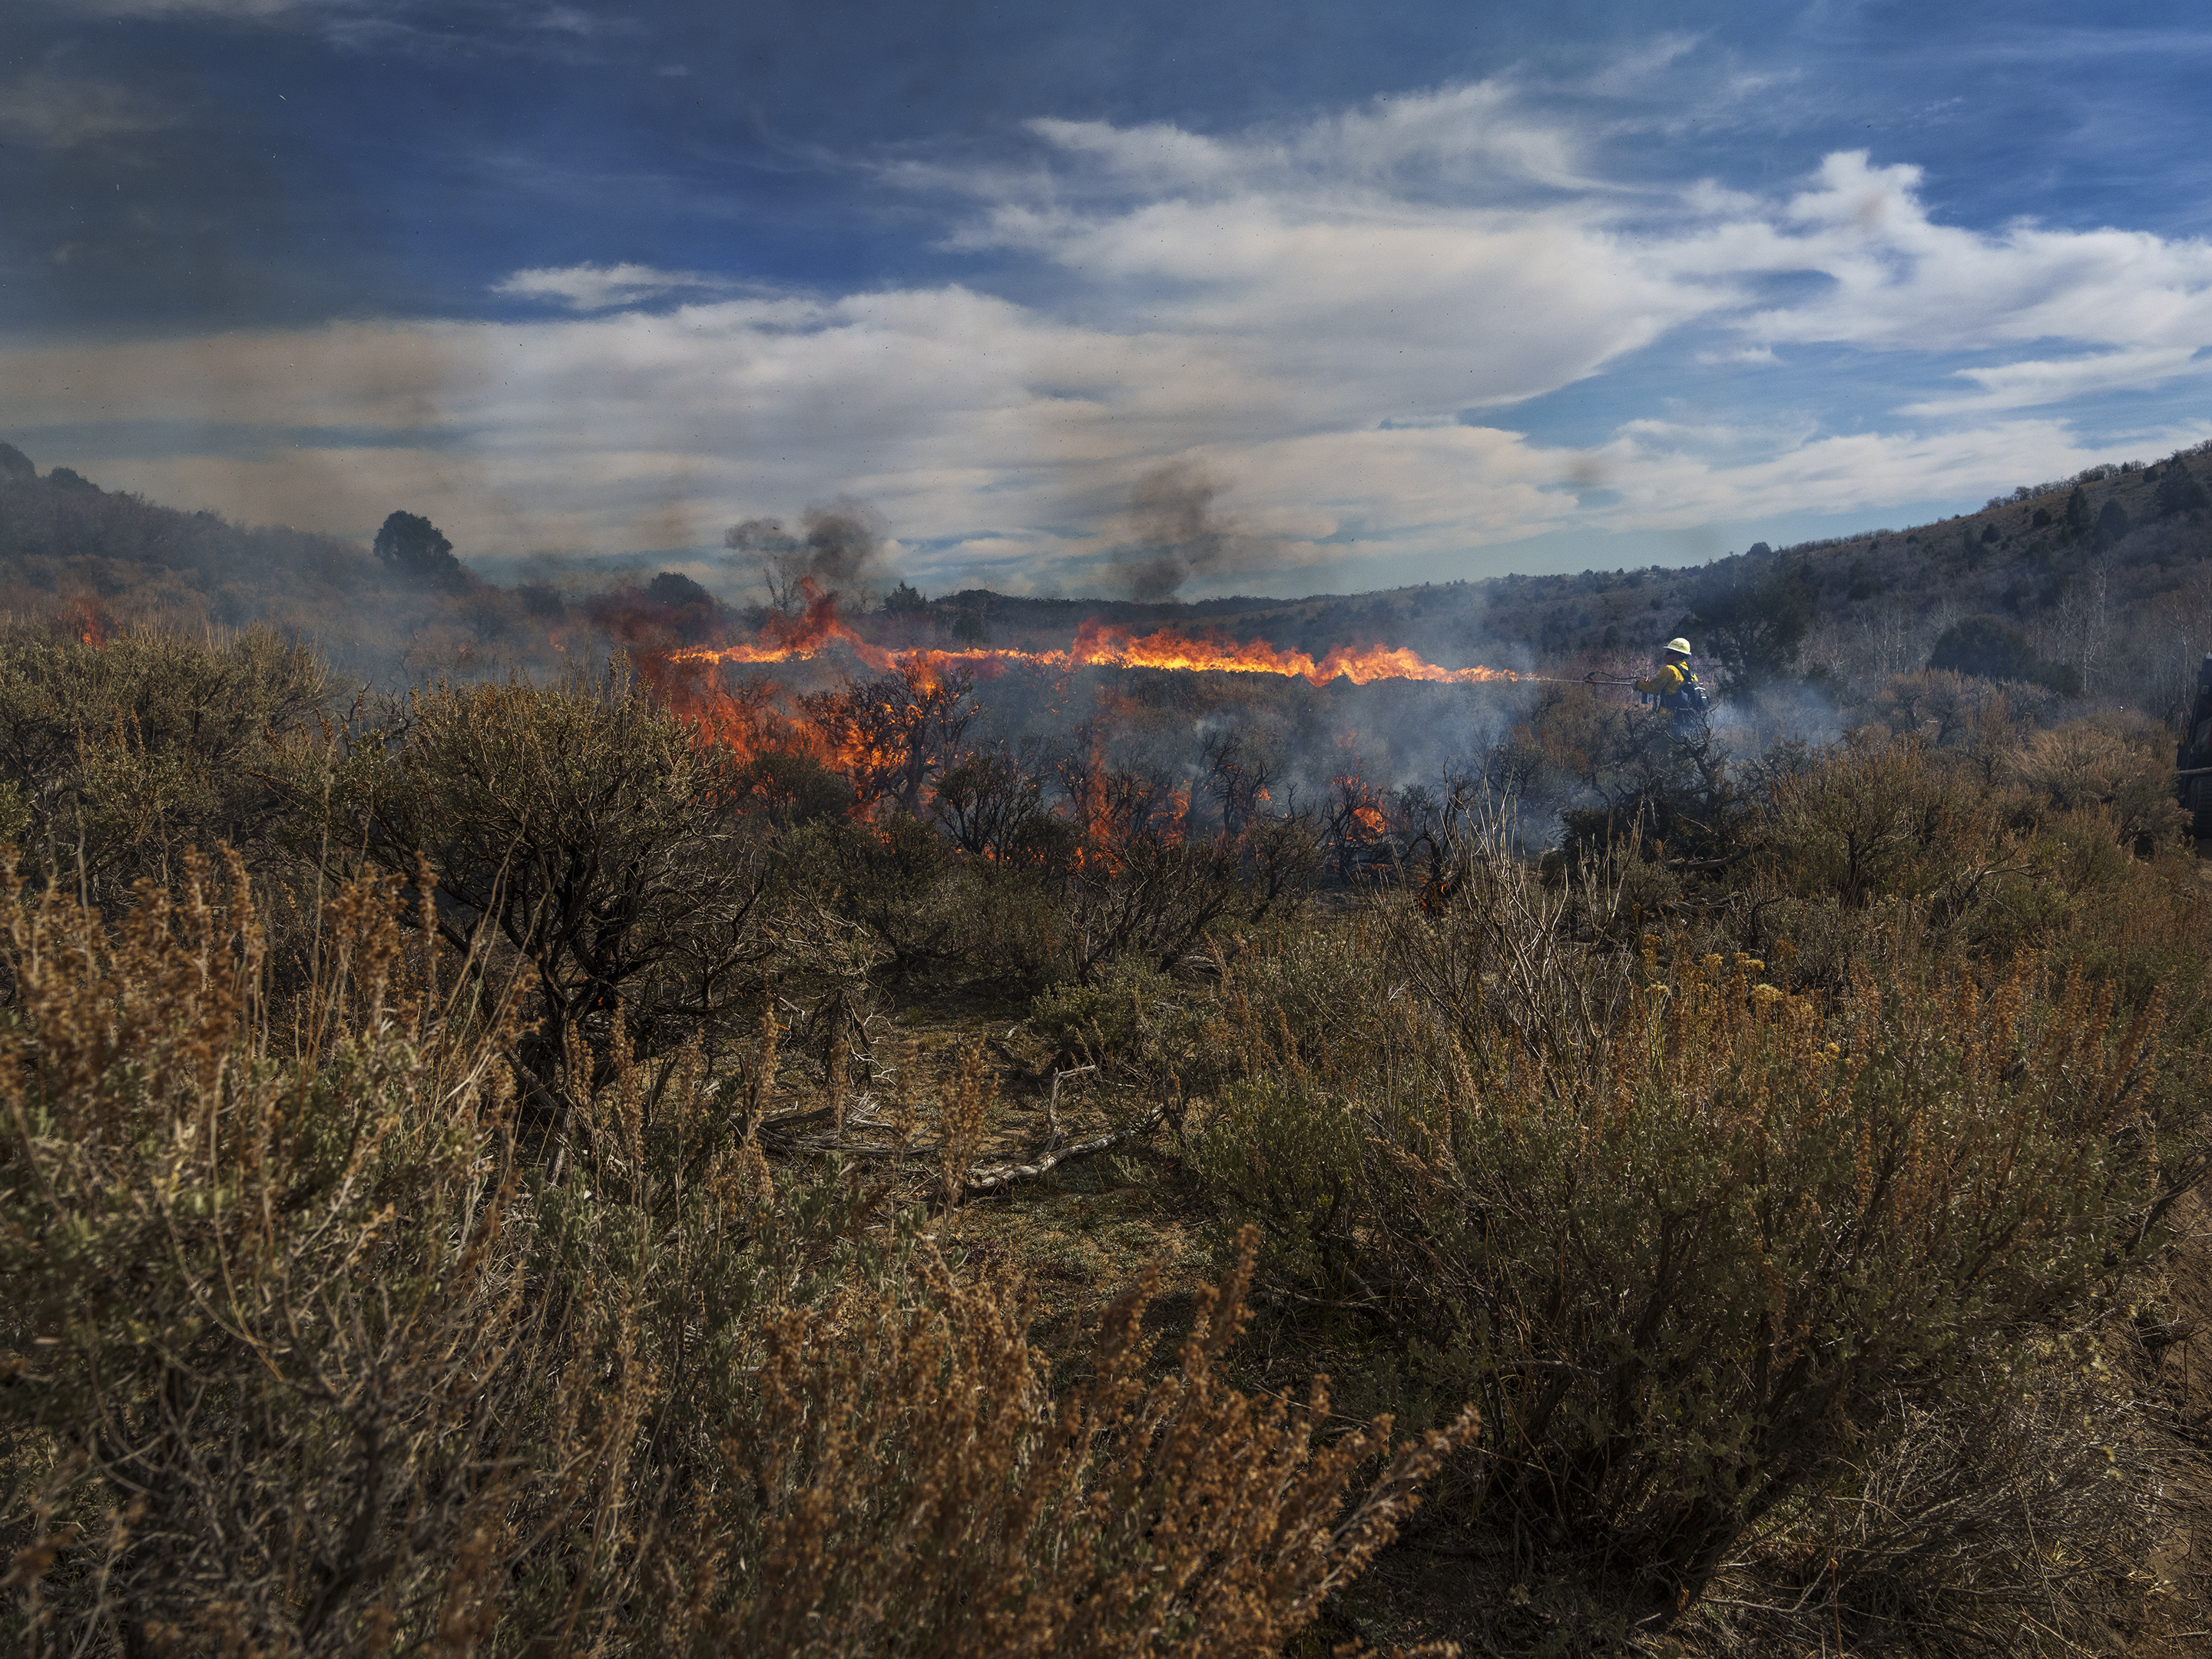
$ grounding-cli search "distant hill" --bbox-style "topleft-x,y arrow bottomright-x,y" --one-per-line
0,440 -> 579,687
5,434 -> 2209,719
901,445 -> 2212,722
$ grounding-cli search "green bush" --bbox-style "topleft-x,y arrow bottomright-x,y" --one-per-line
1027,953 -> 1204,1076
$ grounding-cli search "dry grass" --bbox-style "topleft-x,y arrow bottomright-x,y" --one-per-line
0,857 -> 1464,1657
7,624 -> 2212,1656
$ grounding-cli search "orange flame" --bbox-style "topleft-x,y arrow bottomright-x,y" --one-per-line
670,594 -> 1524,687
600,583 -> 1543,842
62,597 -> 108,649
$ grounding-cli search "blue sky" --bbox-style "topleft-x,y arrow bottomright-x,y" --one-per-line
5,1 -> 2212,598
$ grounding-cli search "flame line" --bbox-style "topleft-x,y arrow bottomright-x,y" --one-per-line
669,612 -> 1534,687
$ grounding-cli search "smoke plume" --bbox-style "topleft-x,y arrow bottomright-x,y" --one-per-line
725,499 -> 886,608
1110,461 -> 1277,602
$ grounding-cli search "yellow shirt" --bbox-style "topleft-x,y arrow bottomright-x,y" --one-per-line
1634,661 -> 1690,696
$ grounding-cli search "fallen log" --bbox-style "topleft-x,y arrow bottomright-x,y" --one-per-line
964,1101 -> 1168,1193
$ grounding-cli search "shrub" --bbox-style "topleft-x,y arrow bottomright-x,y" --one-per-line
780,810 -> 964,985
0,859 -> 561,1653
2008,713 -> 2192,849
736,746 -> 856,828
1758,733 -> 2010,917
1062,830 -> 1244,985
0,624 -> 324,909
704,1237 -> 1473,1657
287,662 -> 855,1084
1190,867 -> 2204,1633
932,747 -> 1075,876
0,862 -> 1466,1654
1027,953 -> 1204,1077
797,662 -> 975,814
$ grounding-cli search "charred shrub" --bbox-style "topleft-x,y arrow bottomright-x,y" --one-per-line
1555,704 -> 1744,869
932,747 -> 1075,876
1055,764 -> 1247,985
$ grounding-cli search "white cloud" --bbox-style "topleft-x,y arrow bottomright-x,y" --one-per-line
15,72 -> 2212,594
1899,348 -> 2212,416
1666,151 -> 2212,353
490,263 -> 738,311
56,0 -> 320,15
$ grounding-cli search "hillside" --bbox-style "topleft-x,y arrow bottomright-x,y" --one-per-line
951,445 -> 2210,720
0,440 -> 578,688
5,434 -> 2210,726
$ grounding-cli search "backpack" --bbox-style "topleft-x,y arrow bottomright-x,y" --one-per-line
1659,671 -> 1710,716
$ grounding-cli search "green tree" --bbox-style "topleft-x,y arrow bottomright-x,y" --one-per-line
2063,484 -> 2094,541
2094,498 -> 2131,545
1927,615 -> 2079,694
2154,461 -> 2210,518
372,508 -> 466,588
645,569 -> 714,611
1684,558 -> 1816,697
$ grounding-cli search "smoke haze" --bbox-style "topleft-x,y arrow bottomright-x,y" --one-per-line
725,501 -> 888,605
1110,462 -> 1283,602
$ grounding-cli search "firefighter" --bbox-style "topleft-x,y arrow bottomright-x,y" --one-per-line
1634,637 -> 1708,734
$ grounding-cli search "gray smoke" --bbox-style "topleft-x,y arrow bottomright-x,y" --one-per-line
724,499 -> 886,608
1110,461 -> 1277,602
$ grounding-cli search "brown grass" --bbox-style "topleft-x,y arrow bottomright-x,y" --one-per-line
0,856 -> 1464,1657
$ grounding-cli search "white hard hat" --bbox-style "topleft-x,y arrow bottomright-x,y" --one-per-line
1663,637 -> 1693,656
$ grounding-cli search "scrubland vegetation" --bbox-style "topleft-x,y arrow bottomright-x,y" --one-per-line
1,602 -> 2208,1659
5,435 -> 2212,1654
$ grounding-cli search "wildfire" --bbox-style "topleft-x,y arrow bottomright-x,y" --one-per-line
1057,619 -> 1525,687
605,583 -> 1546,856
61,597 -> 108,649
668,589 -> 1526,688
